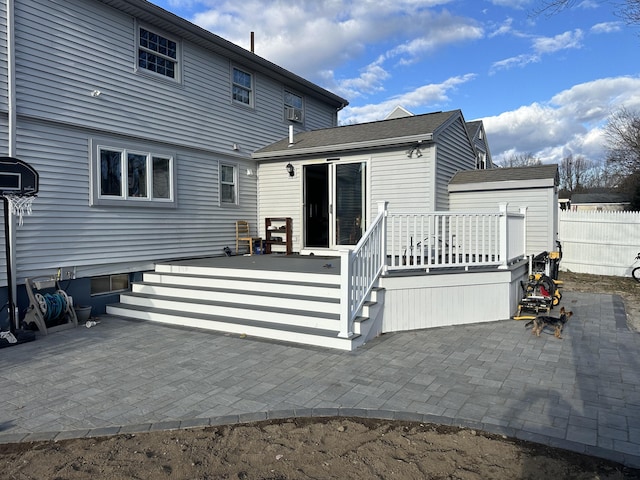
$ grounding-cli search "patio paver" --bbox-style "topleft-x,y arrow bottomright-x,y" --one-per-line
0,291 -> 639,468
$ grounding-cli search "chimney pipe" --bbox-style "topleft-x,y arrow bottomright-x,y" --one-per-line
250,32 -> 254,53
288,125 -> 294,146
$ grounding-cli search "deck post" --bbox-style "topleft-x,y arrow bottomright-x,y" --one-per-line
520,206 -> 528,260
338,249 -> 352,338
498,203 -> 508,269
378,201 -> 388,274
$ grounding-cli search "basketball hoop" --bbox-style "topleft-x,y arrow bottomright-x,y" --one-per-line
4,193 -> 35,226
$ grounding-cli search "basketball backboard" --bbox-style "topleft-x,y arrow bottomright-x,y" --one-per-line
0,157 -> 39,196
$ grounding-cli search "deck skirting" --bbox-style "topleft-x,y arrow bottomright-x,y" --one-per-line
379,260 -> 529,333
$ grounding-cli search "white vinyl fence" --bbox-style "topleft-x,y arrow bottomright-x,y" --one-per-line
558,210 -> 640,277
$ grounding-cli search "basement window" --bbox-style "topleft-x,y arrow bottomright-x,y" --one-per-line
91,274 -> 130,296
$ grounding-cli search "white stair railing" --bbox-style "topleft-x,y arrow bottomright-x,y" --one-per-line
338,201 -> 387,339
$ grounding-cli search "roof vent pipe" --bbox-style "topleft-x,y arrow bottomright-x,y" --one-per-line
288,125 -> 294,147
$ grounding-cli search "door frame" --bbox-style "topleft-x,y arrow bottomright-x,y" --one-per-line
302,157 -> 369,252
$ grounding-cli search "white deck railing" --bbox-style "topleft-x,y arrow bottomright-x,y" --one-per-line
338,203 -> 526,338
387,204 -> 526,271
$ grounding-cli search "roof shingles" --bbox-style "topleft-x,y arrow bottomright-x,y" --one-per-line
254,110 -> 460,156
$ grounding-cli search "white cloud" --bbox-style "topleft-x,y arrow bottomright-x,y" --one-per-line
533,29 -> 583,53
489,17 -> 514,37
591,22 -> 623,34
483,76 -> 640,164
189,0 -> 482,95
491,29 -> 583,72
488,0 -> 532,8
340,74 -> 477,123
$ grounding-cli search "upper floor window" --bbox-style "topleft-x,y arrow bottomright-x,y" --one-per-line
476,152 -> 487,170
284,90 -> 304,122
220,163 -> 237,204
138,27 -> 179,80
91,140 -> 175,207
232,67 -> 253,107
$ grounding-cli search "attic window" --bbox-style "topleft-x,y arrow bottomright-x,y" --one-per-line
138,27 -> 179,81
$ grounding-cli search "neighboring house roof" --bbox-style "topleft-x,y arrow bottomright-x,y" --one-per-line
385,106 -> 414,119
571,193 -> 631,204
253,110 -> 461,159
465,120 -> 483,139
449,164 -> 559,191
96,0 -> 348,109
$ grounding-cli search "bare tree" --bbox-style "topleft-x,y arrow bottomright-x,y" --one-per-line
605,107 -> 640,176
532,0 -> 640,25
497,152 -> 542,168
559,154 -> 588,193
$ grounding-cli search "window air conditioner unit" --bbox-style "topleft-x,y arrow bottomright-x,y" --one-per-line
285,107 -> 303,122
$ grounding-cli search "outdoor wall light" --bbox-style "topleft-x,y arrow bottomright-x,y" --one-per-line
90,90 -> 102,97
407,143 -> 423,158
286,163 -> 295,177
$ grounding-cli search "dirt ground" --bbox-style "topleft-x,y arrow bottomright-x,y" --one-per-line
1,272 -> 639,480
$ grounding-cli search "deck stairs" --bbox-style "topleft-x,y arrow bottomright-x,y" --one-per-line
106,259 -> 385,351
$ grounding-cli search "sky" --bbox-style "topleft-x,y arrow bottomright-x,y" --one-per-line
149,0 -> 640,166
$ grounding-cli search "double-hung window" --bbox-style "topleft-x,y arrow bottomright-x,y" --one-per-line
91,140 -> 175,207
220,163 -> 237,205
138,26 -> 179,81
232,67 -> 253,107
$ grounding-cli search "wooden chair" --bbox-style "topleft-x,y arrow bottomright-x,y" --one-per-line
235,220 -> 261,255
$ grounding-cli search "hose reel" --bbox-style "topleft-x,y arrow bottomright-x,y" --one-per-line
23,278 -> 78,334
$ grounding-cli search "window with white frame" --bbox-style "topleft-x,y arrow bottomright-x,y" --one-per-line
232,67 -> 253,107
91,141 -> 175,207
138,26 -> 179,80
220,163 -> 237,204
284,89 -> 304,122
477,152 -> 487,170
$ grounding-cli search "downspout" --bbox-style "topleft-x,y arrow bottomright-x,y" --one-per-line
7,0 -> 16,156
6,0 -> 18,328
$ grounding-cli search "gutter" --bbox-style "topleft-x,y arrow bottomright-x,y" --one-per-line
253,133 -> 433,160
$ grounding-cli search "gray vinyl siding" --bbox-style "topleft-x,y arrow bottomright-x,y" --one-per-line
257,147 -> 436,252
5,119 -> 258,285
12,0 -> 337,154
370,146 -> 434,214
0,0 -> 342,285
449,187 -> 557,255
433,117 -> 476,211
257,159 -> 304,252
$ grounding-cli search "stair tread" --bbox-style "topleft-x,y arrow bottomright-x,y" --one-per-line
147,271 -> 340,289
121,292 -> 340,320
138,281 -> 340,303
108,303 -> 356,339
